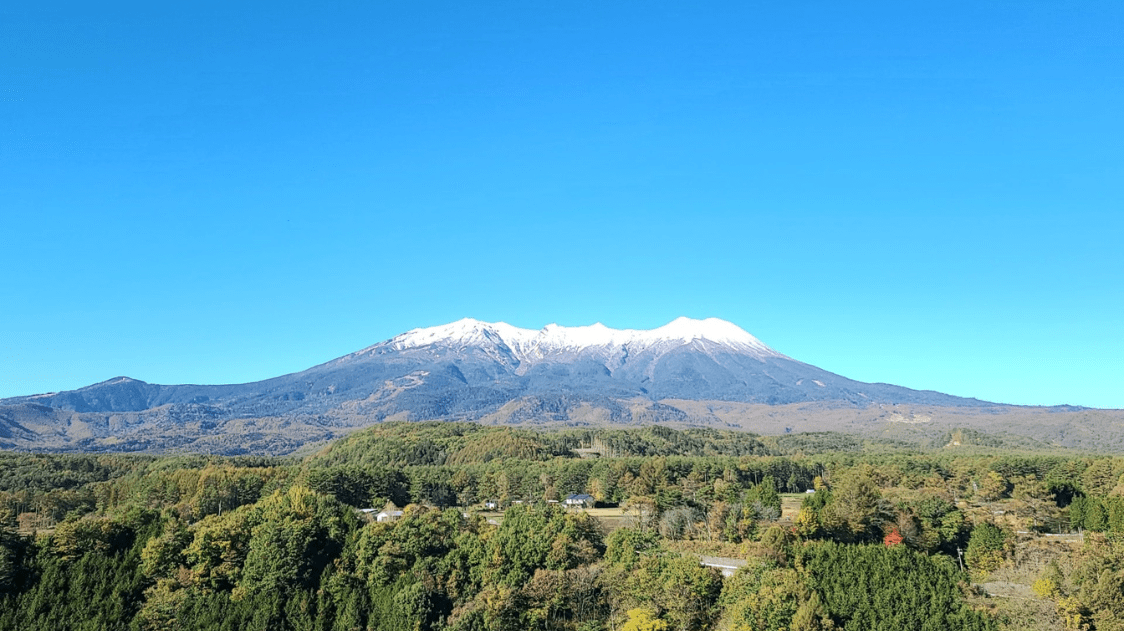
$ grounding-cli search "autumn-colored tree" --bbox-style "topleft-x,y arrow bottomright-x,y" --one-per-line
821,471 -> 889,543
883,527 -> 904,547
621,608 -> 668,631
977,471 -> 1010,502
964,522 -> 1007,577
794,507 -> 821,539
588,477 -> 607,503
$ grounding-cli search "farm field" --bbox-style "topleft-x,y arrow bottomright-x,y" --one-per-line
474,506 -> 631,533
779,493 -> 806,524
477,500 -> 808,536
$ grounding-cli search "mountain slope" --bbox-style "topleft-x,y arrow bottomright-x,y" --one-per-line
4,317 -> 1112,455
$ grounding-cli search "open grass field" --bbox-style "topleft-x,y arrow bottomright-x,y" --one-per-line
779,493 -> 806,524
582,506 -> 630,533
475,501 -> 808,535
474,505 -> 632,533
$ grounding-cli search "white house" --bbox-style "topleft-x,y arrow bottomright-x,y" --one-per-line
565,493 -> 594,508
376,510 -> 404,522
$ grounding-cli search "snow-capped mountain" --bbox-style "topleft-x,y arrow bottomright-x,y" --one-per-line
0,317 -> 999,454
386,317 -> 781,362
350,317 -> 783,377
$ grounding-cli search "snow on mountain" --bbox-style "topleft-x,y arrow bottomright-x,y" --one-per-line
0,315 -> 1006,455
387,317 -> 783,365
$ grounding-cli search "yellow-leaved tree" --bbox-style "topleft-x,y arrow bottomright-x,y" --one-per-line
621,608 -> 668,631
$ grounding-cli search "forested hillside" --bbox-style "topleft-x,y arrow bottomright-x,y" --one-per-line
2,423 -> 1123,630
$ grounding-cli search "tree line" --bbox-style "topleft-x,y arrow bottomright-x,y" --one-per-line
2,422 -> 1124,629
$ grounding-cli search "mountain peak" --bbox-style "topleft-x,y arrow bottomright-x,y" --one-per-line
0,315 -> 1003,456
80,376 -> 148,389
652,317 -> 768,346
387,317 -> 781,360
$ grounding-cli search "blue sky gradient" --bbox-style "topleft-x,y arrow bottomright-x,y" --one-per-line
2,2 -> 1122,407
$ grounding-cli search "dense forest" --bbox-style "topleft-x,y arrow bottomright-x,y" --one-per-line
1,422 -> 1123,630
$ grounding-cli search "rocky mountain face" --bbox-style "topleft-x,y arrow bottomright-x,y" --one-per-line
2,318 -> 1114,454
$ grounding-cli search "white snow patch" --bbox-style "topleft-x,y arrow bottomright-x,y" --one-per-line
386,317 -> 782,361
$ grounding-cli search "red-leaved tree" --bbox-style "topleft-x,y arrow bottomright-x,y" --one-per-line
883,527 -> 904,547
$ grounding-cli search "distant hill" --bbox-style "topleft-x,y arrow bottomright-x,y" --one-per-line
3,317 -> 1122,454
305,421 -> 779,469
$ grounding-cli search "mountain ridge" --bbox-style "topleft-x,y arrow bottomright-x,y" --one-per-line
382,317 -> 784,361
3,317 -> 1119,455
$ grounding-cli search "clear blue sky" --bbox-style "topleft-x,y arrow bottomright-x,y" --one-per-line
2,2 -> 1121,408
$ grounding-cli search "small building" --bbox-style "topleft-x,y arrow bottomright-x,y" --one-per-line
565,493 -> 594,508
376,510 -> 404,522
374,501 -> 404,523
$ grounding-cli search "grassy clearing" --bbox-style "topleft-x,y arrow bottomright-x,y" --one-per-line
779,493 -> 806,523
472,505 -> 630,532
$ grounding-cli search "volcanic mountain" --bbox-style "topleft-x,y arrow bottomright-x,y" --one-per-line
2,318 -> 1117,454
